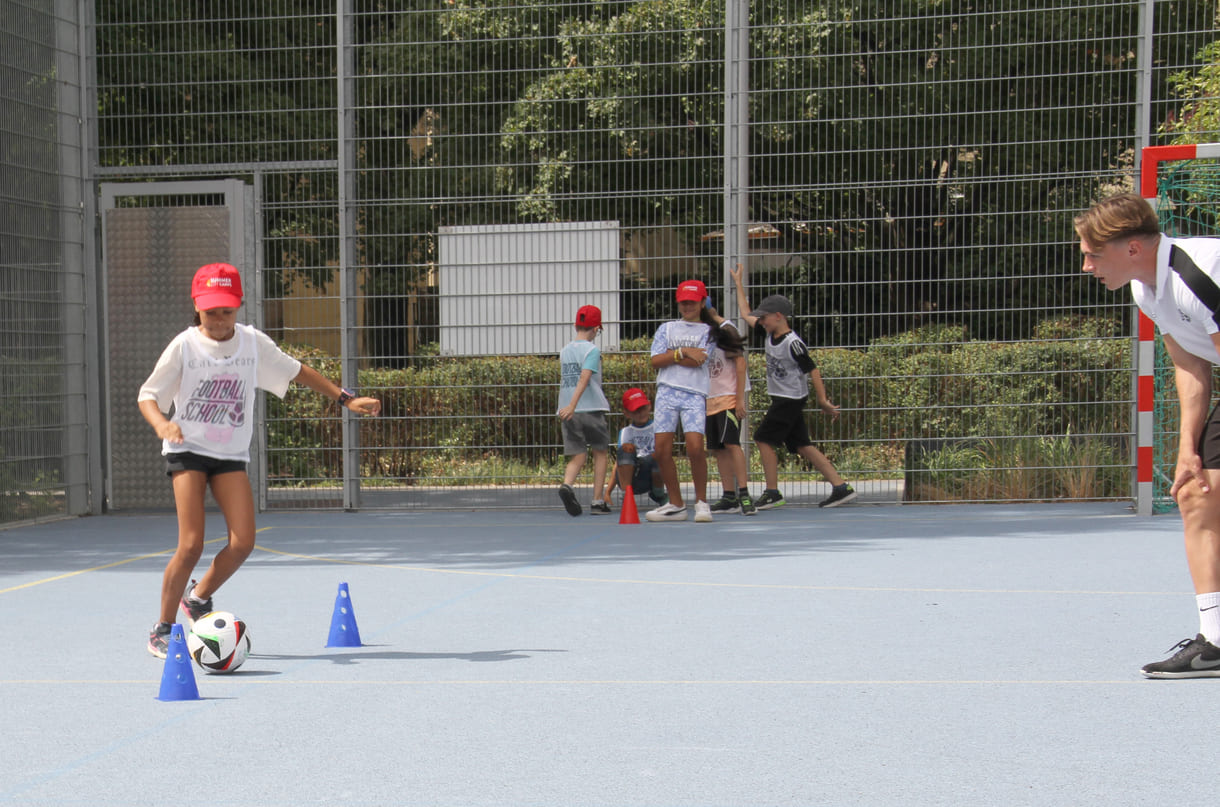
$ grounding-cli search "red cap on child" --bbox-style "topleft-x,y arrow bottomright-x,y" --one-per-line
622,388 -> 650,412
675,279 -> 707,302
576,305 -> 602,329
191,263 -> 243,310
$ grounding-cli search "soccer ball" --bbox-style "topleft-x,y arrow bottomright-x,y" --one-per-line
186,611 -> 251,673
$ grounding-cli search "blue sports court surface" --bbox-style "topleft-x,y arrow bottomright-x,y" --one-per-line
0,502 -> 1207,806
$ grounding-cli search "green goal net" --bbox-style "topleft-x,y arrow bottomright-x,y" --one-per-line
1151,148 -> 1220,512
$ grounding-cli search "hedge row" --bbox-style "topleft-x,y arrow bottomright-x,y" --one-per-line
265,317 -> 1132,481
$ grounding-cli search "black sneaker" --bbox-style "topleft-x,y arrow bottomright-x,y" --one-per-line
590,501 -> 611,515
179,580 -> 213,627
709,495 -> 740,513
819,483 -> 857,508
1141,634 -> 1220,678
739,494 -> 758,516
558,484 -> 582,516
148,621 -> 172,659
755,490 -> 785,510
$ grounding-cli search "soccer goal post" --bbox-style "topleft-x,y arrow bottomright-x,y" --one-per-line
1137,143 -> 1220,516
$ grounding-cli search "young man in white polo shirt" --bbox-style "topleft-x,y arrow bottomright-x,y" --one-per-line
1076,192 -> 1220,678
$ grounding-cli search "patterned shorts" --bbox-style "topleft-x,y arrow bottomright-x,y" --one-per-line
653,385 -> 707,435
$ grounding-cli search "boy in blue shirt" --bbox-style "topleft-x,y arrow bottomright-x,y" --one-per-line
556,305 -> 612,515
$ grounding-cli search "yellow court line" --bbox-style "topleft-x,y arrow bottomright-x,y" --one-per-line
250,542 -> 1181,597
0,528 -> 272,595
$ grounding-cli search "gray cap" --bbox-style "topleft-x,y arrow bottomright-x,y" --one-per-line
749,294 -> 793,319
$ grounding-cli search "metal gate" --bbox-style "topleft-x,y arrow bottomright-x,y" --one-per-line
99,179 -> 255,510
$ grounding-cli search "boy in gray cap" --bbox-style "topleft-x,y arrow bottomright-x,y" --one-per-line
731,265 -> 856,509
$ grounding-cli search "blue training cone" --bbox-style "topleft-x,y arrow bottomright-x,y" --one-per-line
156,623 -> 200,701
326,582 -> 362,647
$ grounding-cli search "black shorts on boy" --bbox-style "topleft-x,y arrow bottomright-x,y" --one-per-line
753,396 -> 812,452
706,409 -> 743,452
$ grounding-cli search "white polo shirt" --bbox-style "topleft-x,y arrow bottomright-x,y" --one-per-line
1132,236 -> 1220,364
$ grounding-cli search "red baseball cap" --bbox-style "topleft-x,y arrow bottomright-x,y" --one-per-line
676,279 -> 707,302
191,263 -> 243,310
622,387 -> 650,412
576,305 -> 602,329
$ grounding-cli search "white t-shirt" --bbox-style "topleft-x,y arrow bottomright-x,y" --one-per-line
1132,235 -> 1220,364
138,323 -> 302,461
706,320 -> 750,401
650,319 -> 712,396
617,419 -> 657,460
762,329 -> 816,400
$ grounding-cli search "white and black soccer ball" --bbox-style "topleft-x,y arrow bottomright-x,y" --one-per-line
186,611 -> 251,674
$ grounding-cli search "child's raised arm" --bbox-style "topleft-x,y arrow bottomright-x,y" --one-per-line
730,264 -> 757,329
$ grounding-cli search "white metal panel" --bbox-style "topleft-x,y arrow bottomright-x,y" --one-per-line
438,221 -> 621,356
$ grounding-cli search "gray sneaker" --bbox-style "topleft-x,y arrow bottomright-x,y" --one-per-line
147,622 -> 172,659
179,581 -> 213,627
1141,635 -> 1220,678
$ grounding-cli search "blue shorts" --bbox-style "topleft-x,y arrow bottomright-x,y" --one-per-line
653,386 -> 707,435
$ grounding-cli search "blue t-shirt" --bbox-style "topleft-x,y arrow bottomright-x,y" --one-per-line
558,339 -> 610,412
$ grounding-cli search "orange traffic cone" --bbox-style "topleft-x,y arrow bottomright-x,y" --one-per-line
619,490 -> 640,524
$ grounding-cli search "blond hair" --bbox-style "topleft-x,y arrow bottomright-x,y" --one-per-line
1073,192 -> 1161,246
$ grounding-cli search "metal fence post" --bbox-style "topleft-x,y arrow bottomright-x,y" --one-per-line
337,0 -> 360,510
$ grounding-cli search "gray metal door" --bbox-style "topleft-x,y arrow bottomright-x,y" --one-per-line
100,180 -> 255,510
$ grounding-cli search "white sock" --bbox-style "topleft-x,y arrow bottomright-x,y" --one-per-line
188,587 -> 208,604
1197,592 -> 1220,645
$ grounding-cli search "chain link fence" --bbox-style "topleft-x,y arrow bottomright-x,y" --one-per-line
3,0 -> 1219,519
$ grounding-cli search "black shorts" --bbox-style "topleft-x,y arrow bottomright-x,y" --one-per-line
165,451 -> 248,478
753,396 -> 812,453
1200,402 -> 1220,469
706,409 -> 743,451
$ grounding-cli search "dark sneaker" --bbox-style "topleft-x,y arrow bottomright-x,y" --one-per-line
590,501 -> 611,515
755,490 -> 785,510
179,580 -> 213,627
1141,635 -> 1220,678
558,484 -> 582,516
709,495 -> 740,513
739,494 -> 758,516
819,483 -> 857,508
148,622 -> 172,659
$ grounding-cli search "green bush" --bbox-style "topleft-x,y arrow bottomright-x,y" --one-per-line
265,315 -> 1133,499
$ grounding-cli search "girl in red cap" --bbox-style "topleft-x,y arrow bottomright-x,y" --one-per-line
138,263 -> 381,658
645,279 -> 718,522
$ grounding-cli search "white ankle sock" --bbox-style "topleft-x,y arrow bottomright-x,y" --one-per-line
1197,592 -> 1220,644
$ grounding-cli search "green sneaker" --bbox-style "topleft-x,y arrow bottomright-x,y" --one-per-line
755,490 -> 785,510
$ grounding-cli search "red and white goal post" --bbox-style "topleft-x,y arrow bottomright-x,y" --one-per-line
1136,143 -> 1220,516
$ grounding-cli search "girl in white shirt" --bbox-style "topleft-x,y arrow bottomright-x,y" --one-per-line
138,263 -> 381,659
645,279 -> 715,523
